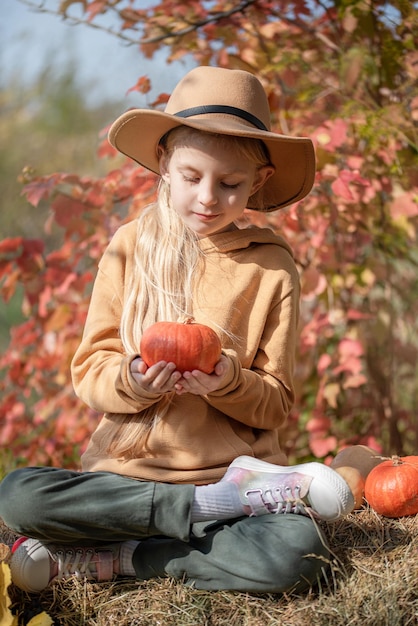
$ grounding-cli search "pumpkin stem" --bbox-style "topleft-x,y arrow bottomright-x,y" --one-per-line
392,455 -> 403,466
177,316 -> 195,325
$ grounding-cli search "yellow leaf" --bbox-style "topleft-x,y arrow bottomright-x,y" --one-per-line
323,382 -> 340,409
0,561 -> 18,626
26,612 -> 54,626
360,268 -> 376,287
316,132 -> 331,146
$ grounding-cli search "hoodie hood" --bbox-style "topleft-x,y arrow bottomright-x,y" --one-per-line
199,225 -> 294,258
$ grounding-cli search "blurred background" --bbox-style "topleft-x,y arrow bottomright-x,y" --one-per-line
1,0 -> 190,231
0,0 -> 191,345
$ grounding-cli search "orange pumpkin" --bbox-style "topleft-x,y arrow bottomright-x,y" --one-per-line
364,455 -> 418,518
140,319 -> 222,374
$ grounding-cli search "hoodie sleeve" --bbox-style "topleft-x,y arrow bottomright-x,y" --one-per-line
71,224 -> 163,414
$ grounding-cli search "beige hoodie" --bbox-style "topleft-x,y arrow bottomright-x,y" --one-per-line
72,219 -> 300,484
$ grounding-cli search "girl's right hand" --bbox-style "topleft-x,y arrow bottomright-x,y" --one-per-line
130,357 -> 182,394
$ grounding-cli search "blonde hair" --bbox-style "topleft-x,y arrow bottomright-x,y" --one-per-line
119,183 -> 202,354
108,127 -> 273,459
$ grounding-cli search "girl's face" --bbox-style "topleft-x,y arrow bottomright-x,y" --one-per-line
160,135 -> 274,238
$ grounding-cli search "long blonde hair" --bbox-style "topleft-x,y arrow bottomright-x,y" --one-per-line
107,127 -> 273,459
119,182 -> 203,353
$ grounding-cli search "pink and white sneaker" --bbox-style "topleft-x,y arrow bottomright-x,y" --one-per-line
222,455 -> 354,521
10,537 -> 121,593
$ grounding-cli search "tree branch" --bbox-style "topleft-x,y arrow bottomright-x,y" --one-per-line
141,0 -> 257,43
19,0 -> 141,46
19,0 -> 258,46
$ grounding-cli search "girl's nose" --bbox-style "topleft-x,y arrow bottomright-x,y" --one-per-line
198,180 -> 218,206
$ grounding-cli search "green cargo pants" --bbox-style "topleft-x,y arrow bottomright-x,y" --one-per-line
0,467 -> 329,593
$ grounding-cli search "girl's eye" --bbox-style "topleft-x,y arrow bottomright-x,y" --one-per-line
182,176 -> 240,189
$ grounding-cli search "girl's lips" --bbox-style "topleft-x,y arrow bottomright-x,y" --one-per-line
194,212 -> 220,221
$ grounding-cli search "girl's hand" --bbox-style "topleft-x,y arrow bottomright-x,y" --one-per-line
174,354 -> 230,395
130,358 -> 182,394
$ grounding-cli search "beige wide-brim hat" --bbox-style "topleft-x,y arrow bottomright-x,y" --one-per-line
109,66 -> 316,212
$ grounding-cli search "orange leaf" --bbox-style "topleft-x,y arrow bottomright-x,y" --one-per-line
151,92 -> 171,108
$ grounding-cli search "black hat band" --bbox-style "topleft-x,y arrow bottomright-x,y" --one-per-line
174,105 -> 269,132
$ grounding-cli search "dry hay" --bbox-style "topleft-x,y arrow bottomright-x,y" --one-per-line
1,508 -> 417,626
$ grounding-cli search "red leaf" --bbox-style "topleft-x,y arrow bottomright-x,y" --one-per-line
51,195 -> 85,229
151,92 -> 170,108
0,268 -> 20,301
390,192 -> 418,219
338,338 -> 363,357
0,237 -> 23,255
310,435 -> 338,458
23,176 -> 59,206
331,172 -> 355,201
301,266 -> 327,296
312,119 -> 348,151
126,76 -> 151,96
97,137 -> 118,159
86,0 -> 107,21
346,309 -> 373,321
317,353 -> 332,375
306,415 -> 331,433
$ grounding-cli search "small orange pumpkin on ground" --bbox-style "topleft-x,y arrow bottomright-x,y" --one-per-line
364,455 -> 418,518
140,318 -> 222,374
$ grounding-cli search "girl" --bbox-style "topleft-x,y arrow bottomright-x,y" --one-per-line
0,66 -> 355,594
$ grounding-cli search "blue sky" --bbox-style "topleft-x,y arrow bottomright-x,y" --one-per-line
1,0 -> 193,109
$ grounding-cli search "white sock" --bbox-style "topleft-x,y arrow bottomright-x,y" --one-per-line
118,540 -> 139,576
191,482 -> 244,522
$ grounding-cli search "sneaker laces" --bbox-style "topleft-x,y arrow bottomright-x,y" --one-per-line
244,483 -> 315,517
52,547 -> 98,581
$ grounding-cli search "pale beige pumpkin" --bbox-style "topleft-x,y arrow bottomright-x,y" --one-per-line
330,445 -> 385,510
334,466 -> 365,509
330,445 -> 384,479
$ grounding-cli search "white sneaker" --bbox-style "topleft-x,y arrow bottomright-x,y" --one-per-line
10,537 -> 120,593
222,456 -> 354,521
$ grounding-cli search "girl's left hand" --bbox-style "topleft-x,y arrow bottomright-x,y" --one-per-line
174,354 -> 230,395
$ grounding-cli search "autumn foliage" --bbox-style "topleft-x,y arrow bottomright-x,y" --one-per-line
1,0 -> 417,468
